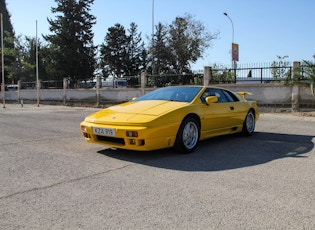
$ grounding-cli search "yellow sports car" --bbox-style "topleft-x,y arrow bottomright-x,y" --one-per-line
80,86 -> 259,153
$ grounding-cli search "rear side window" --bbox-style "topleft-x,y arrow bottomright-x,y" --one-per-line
200,88 -> 239,103
223,90 -> 239,102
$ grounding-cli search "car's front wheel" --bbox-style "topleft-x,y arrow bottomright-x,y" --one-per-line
242,110 -> 255,136
174,117 -> 200,153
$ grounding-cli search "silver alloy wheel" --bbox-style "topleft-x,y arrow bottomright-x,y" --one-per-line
245,112 -> 255,134
182,121 -> 199,150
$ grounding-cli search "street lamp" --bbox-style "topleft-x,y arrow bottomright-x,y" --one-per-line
223,12 -> 234,44
223,12 -> 235,70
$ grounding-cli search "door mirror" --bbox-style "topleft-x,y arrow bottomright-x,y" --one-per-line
206,96 -> 218,105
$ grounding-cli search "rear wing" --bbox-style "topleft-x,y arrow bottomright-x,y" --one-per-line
236,92 -> 252,100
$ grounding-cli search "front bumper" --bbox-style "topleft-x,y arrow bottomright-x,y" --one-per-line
80,121 -> 179,151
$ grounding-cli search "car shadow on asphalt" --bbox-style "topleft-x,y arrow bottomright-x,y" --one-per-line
97,132 -> 314,172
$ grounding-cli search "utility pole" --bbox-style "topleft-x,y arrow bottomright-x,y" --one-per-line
36,20 -> 40,106
1,13 -> 5,108
152,0 -> 155,75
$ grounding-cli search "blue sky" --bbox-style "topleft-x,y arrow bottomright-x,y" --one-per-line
6,0 -> 315,71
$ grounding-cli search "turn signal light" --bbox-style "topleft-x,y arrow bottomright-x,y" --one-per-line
81,126 -> 87,132
126,131 -> 138,137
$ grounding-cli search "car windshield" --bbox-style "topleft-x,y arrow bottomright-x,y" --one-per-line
134,86 -> 202,103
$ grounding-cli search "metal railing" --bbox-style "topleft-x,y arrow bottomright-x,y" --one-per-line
209,66 -> 293,84
4,62 -> 313,90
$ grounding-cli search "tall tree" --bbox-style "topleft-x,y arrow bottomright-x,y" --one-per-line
100,22 -> 146,78
99,23 -> 129,78
14,36 -> 50,82
44,0 -> 96,86
0,0 -> 16,83
0,0 -> 13,34
152,22 -> 172,74
127,22 -> 145,76
168,14 -> 219,74
14,35 -> 36,82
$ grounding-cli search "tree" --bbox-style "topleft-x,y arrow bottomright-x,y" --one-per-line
127,22 -> 145,75
0,0 -> 16,83
14,35 -> 36,82
44,0 -> 96,86
147,14 -> 219,75
209,63 -> 235,83
100,22 -> 146,78
271,55 -> 290,81
14,35 -> 50,82
0,0 -> 13,34
99,23 -> 129,78
138,42 -> 149,74
168,14 -> 219,74
152,23 -> 171,74
302,54 -> 315,96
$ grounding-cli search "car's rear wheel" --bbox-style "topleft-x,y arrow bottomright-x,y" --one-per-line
242,110 -> 255,135
174,117 -> 200,153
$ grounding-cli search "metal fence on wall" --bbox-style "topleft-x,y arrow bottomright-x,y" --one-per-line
209,66 -> 293,84
2,62 -> 313,91
145,65 -> 294,87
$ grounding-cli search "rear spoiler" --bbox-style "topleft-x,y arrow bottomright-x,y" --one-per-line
236,92 -> 252,99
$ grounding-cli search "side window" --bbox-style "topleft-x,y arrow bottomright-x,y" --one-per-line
200,88 -> 229,103
212,89 -> 228,103
223,90 -> 239,102
200,88 -> 212,104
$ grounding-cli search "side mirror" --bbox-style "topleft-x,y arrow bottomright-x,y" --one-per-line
205,96 -> 218,105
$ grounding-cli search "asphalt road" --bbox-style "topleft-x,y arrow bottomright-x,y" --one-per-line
1,104 -> 315,229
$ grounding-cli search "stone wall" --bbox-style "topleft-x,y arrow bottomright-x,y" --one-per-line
1,84 -> 314,110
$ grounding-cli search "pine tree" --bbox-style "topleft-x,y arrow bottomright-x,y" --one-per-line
152,23 -> 172,74
44,0 -> 96,86
127,22 -> 145,76
0,0 -> 13,35
0,0 -> 16,83
99,23 -> 129,78
100,22 -> 147,78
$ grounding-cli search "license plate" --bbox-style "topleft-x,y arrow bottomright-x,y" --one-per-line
93,127 -> 116,137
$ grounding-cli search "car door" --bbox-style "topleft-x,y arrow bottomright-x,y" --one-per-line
201,88 -> 238,136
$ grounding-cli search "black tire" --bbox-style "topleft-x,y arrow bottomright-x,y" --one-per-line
174,117 -> 200,153
242,110 -> 255,136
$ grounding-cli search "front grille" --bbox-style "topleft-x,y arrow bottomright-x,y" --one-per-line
96,135 -> 125,145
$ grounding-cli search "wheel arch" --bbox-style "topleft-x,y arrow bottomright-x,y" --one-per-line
242,108 -> 256,136
174,113 -> 201,153
182,113 -> 201,129
248,108 -> 256,118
